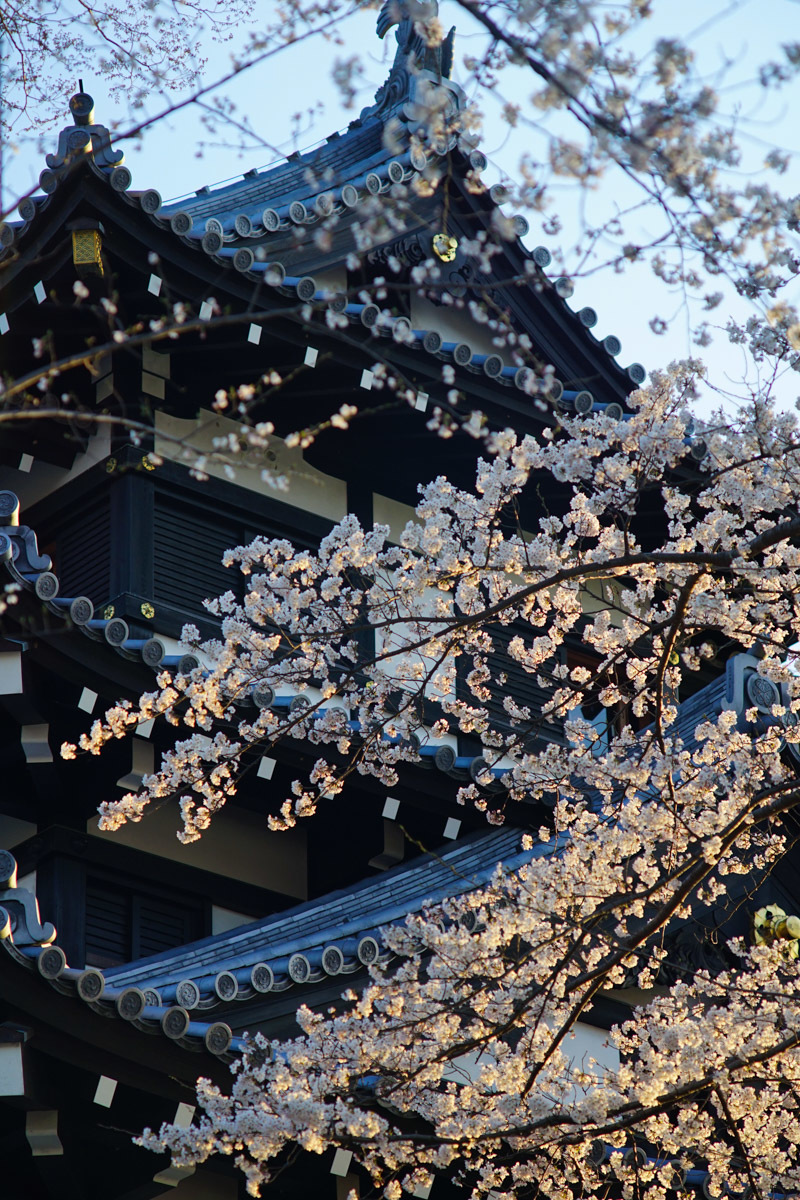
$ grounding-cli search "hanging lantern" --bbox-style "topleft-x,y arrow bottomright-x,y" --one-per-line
71,228 -> 103,276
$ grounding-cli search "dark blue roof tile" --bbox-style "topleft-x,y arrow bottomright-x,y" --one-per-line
101,827 -> 532,1005
162,121 -> 388,225
0,826 -> 537,1060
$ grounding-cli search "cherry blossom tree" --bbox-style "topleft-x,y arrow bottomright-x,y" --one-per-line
0,0 -> 254,141
10,2 -> 800,1197
66,362 -> 800,1199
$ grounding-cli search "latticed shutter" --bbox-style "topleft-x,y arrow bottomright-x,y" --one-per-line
153,497 -> 242,613
84,877 -> 205,967
54,496 -> 112,604
85,880 -> 129,967
134,895 -> 201,959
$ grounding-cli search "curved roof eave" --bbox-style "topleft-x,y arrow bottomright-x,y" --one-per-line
1,43 -> 647,401
0,825 -> 542,1059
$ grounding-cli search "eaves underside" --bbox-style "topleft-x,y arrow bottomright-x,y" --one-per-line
2,154 -> 644,416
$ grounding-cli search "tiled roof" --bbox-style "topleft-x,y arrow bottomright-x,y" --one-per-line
103,825 -> 532,999
3,163 -> 646,390
161,118 -> 392,228
0,490 -> 195,676
0,9 -> 647,389
0,851 -> 752,1196
0,826 -> 541,1058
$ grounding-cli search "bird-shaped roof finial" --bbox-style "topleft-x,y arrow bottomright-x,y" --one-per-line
376,0 -> 439,41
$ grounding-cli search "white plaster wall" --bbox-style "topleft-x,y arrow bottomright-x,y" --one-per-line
18,870 -> 37,896
445,1020 -> 620,1112
311,266 -> 347,294
0,650 -> 23,696
372,568 -> 456,705
0,1043 -> 24,1097
6,428 -> 112,510
155,1170 -> 238,1199
563,1020 -> 620,1081
373,493 -> 419,545
155,410 -> 347,523
0,816 -> 36,847
211,904 -> 256,935
581,579 -> 626,628
87,802 -> 307,899
410,293 -> 502,357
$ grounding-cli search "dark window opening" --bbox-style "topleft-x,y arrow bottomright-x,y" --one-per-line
84,877 -> 205,968
153,497 -> 244,614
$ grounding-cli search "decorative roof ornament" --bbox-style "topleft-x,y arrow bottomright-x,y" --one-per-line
376,0 -> 453,76
0,851 -> 56,947
432,232 -> 458,262
39,86 -> 130,195
361,0 -> 464,148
